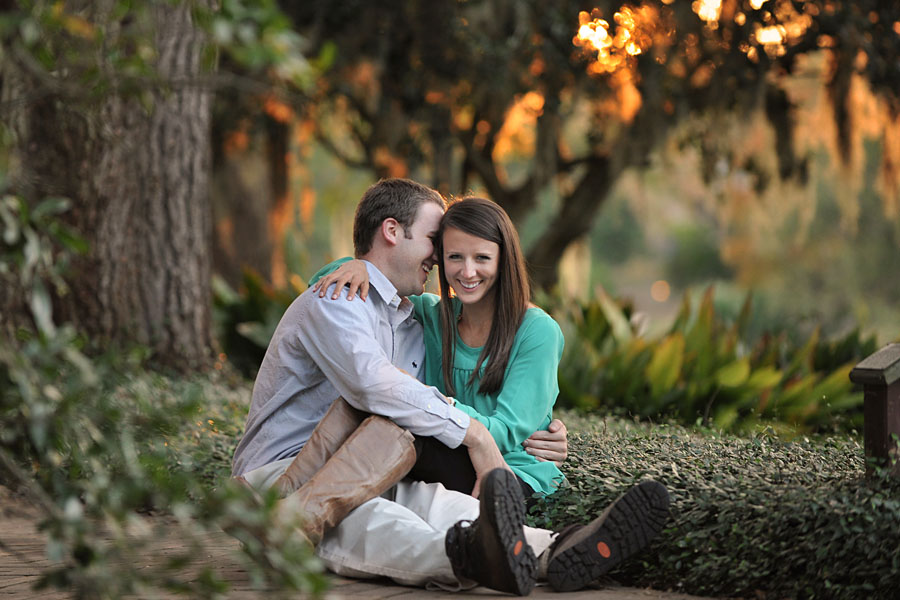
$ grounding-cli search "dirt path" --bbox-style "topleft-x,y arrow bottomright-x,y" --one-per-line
0,487 -> 709,599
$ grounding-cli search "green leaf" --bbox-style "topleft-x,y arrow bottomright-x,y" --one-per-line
30,280 -> 55,335
808,363 -> 858,410
646,333 -> 684,399
236,321 -> 275,349
1,196 -> 20,245
732,291 -> 753,340
596,288 -> 632,345
711,403 -> 740,430
314,40 -> 337,71
32,197 -> 71,220
211,274 -> 240,306
684,286 -> 714,356
784,328 -> 820,377
715,358 -> 750,388
745,366 -> 783,391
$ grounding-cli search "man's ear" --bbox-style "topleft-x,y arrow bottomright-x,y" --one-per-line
381,218 -> 402,247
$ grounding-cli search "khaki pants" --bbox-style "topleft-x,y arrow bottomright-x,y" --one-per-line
241,459 -> 555,589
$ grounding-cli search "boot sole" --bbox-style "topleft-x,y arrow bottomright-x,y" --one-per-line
547,480 -> 669,592
482,470 -> 538,596
446,469 -> 537,596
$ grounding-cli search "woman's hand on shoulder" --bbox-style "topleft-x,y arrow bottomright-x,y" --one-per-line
313,260 -> 370,301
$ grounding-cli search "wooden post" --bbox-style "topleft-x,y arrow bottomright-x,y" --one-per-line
849,343 -> 900,477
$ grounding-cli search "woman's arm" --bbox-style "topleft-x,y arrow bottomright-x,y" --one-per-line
309,259 -> 435,325
455,312 -> 565,456
310,257 -> 370,300
523,419 -> 568,467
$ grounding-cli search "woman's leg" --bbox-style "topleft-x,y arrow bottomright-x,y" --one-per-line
408,435 -> 543,512
407,435 -> 477,494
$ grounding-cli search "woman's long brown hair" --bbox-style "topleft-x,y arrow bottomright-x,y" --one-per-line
436,197 -> 531,396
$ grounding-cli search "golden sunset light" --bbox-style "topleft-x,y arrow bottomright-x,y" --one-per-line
573,6 -> 659,76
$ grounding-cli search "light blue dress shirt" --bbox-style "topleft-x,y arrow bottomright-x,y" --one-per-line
232,261 -> 471,476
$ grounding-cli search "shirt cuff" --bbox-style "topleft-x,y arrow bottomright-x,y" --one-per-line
434,405 -> 470,449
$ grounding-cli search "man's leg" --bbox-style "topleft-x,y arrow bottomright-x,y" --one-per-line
273,398 -> 365,496
239,456 -> 293,491
235,414 -> 417,547
316,495 -> 463,588
315,477 -> 555,590
237,397 -> 364,496
276,415 -> 416,544
392,479 -> 555,556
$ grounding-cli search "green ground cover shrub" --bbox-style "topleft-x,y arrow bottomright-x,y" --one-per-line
531,412 -> 899,599
18,361 -> 888,599
170,396 -> 900,599
162,390 -> 900,599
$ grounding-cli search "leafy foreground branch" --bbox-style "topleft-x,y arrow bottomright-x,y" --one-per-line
1,196 -> 327,598
0,334 -> 328,598
532,414 -> 899,599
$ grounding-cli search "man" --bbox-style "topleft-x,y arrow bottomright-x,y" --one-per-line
232,178 -> 668,594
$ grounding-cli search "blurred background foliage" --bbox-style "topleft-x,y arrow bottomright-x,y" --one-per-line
201,0 -> 900,433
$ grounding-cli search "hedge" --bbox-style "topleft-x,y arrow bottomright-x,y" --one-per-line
529,413 -> 900,599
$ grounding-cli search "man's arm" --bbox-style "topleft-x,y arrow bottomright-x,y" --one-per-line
296,287 -> 512,491
462,420 -> 512,498
297,290 -> 469,446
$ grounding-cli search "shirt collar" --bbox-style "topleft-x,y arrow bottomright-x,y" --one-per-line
363,260 -> 411,313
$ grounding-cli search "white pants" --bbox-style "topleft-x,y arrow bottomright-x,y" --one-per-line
241,459 -> 555,589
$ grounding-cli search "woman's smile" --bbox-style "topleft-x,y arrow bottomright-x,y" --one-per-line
442,227 -> 499,306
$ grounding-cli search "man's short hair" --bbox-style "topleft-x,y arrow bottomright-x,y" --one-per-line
353,178 -> 446,256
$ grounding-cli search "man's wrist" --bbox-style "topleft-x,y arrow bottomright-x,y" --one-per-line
463,419 -> 488,448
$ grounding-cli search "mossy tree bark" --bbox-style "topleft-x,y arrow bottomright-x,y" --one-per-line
2,2 -> 215,370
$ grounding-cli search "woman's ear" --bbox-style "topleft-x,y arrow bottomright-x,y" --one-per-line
381,218 -> 401,246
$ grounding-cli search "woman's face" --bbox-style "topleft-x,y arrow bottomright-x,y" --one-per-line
441,226 -> 500,307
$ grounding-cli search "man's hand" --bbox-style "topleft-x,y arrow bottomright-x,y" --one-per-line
522,419 -> 568,468
462,420 -> 511,499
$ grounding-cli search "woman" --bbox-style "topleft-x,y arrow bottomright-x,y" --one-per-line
312,197 -> 565,502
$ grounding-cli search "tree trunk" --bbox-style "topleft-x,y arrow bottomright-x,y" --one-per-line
210,112 -> 282,287
526,159 -> 614,290
3,2 -> 215,371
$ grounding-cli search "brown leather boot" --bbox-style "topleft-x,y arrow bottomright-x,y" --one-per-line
273,397 -> 365,497
444,468 -> 537,596
275,415 -> 417,545
540,480 -> 670,592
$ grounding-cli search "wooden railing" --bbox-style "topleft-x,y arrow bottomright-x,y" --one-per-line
850,343 -> 900,476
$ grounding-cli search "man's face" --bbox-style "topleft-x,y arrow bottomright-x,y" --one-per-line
392,202 -> 444,297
